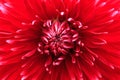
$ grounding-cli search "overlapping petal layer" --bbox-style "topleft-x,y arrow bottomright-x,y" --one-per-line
0,0 -> 120,80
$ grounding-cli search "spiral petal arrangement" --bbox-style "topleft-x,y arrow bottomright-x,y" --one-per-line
0,0 -> 120,80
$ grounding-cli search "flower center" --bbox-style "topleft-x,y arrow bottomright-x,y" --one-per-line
38,18 -> 83,56
37,12 -> 86,72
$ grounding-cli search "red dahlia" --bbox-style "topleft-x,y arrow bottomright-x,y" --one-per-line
0,0 -> 120,80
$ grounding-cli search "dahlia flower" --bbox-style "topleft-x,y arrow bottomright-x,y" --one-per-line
0,0 -> 120,80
